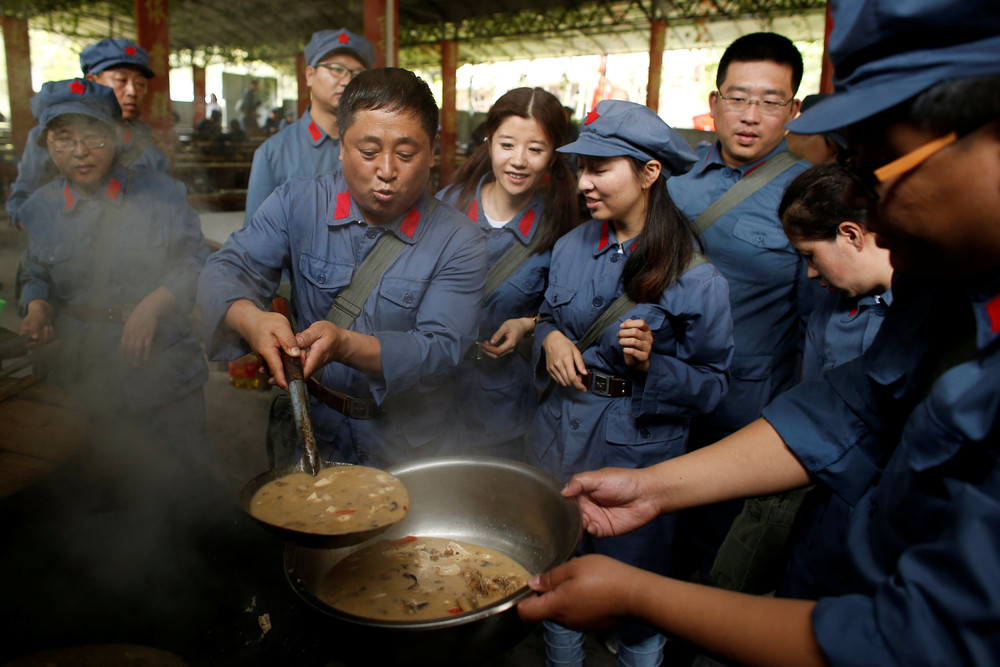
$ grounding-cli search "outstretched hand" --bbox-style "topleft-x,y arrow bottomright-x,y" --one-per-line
562,467 -> 664,537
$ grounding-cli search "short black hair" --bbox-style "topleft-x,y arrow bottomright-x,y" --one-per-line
337,67 -> 439,144
717,32 -> 804,95
779,163 -> 866,241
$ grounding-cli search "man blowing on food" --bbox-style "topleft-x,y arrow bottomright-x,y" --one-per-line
197,68 -> 487,469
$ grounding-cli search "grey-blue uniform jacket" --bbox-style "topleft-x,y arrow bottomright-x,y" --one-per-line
762,272 -> 1000,666
18,163 -> 209,410
667,140 -> 822,443
198,172 -> 488,468
436,176 -> 551,457
243,107 -> 343,226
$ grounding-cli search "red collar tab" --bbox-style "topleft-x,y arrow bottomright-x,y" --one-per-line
120,127 -> 133,147
400,207 -> 420,238
519,208 -> 536,237
334,191 -> 352,219
466,200 -> 478,221
987,293 -> 1000,333
743,160 -> 766,178
104,178 -> 122,201
63,185 -> 75,210
598,221 -> 610,250
849,304 -> 860,317
68,79 -> 86,95
629,240 -> 638,252
584,109 -> 599,125
308,120 -> 322,142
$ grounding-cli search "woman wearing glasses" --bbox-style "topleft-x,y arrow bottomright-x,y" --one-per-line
17,79 -> 213,514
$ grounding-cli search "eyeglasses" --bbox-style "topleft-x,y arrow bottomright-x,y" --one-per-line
315,62 -> 365,80
715,90 -> 795,116
49,134 -> 108,152
838,131 -> 958,201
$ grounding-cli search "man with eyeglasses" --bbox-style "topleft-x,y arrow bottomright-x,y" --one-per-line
518,1 -> 1000,664
6,38 -> 169,230
665,32 -> 825,584
243,28 -> 375,225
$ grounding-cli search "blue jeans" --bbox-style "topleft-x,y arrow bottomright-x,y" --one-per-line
543,621 -> 665,667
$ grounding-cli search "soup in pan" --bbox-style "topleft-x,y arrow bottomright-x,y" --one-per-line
249,466 -> 408,535
318,536 -> 531,621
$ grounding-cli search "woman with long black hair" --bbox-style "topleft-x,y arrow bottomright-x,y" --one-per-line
528,99 -> 734,666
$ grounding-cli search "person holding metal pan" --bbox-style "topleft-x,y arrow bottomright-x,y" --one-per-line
526,99 -> 734,667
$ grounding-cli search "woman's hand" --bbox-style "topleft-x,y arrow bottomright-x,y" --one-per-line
478,316 -> 535,358
119,287 -> 181,366
18,300 -> 54,345
618,318 -> 652,372
542,329 -> 588,391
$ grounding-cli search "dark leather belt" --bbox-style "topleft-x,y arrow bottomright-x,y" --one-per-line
581,371 -> 632,397
306,378 -> 382,419
64,304 -> 136,323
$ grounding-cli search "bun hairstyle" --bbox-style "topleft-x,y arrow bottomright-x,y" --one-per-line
448,87 -> 580,254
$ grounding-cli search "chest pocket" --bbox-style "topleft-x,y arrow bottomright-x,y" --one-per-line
732,216 -> 790,250
118,217 -> 165,249
543,283 -> 577,326
299,253 -> 353,292
375,276 -> 430,329
507,264 -> 546,297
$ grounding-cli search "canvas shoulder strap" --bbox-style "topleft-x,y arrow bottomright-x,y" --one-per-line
482,216 -> 545,297
575,248 -> 708,353
325,198 -> 439,329
693,151 -> 803,236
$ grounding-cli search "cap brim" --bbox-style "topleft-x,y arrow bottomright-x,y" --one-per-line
557,135 -> 630,157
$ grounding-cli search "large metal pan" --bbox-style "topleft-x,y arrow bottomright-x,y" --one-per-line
284,456 -> 583,666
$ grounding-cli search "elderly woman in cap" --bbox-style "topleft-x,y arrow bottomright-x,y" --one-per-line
526,99 -> 733,666
17,78 -> 211,513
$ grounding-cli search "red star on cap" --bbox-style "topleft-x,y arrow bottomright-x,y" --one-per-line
338,32 -> 350,44
125,45 -> 137,55
584,109 -> 600,125
68,79 -> 86,95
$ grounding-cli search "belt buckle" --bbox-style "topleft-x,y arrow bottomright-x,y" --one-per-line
348,397 -> 375,419
591,372 -> 611,397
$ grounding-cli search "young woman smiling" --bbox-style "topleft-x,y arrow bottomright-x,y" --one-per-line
436,87 -> 578,459
527,99 -> 734,667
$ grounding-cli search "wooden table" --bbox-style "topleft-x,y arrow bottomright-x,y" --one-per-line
0,375 -> 88,500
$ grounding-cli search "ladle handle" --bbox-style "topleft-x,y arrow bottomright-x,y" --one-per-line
272,297 -> 322,476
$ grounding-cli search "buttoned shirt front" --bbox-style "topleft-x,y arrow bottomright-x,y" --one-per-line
667,140 -> 822,440
198,171 -> 488,466
243,107 -> 343,226
802,289 -> 893,381
762,272 -> 1000,665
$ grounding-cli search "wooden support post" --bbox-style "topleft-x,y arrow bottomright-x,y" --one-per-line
134,0 -> 173,160
192,64 -> 206,126
820,3 -> 834,94
646,19 -> 666,112
364,0 -> 398,68
439,39 -> 458,188
2,17 -> 34,155
296,53 -> 309,117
